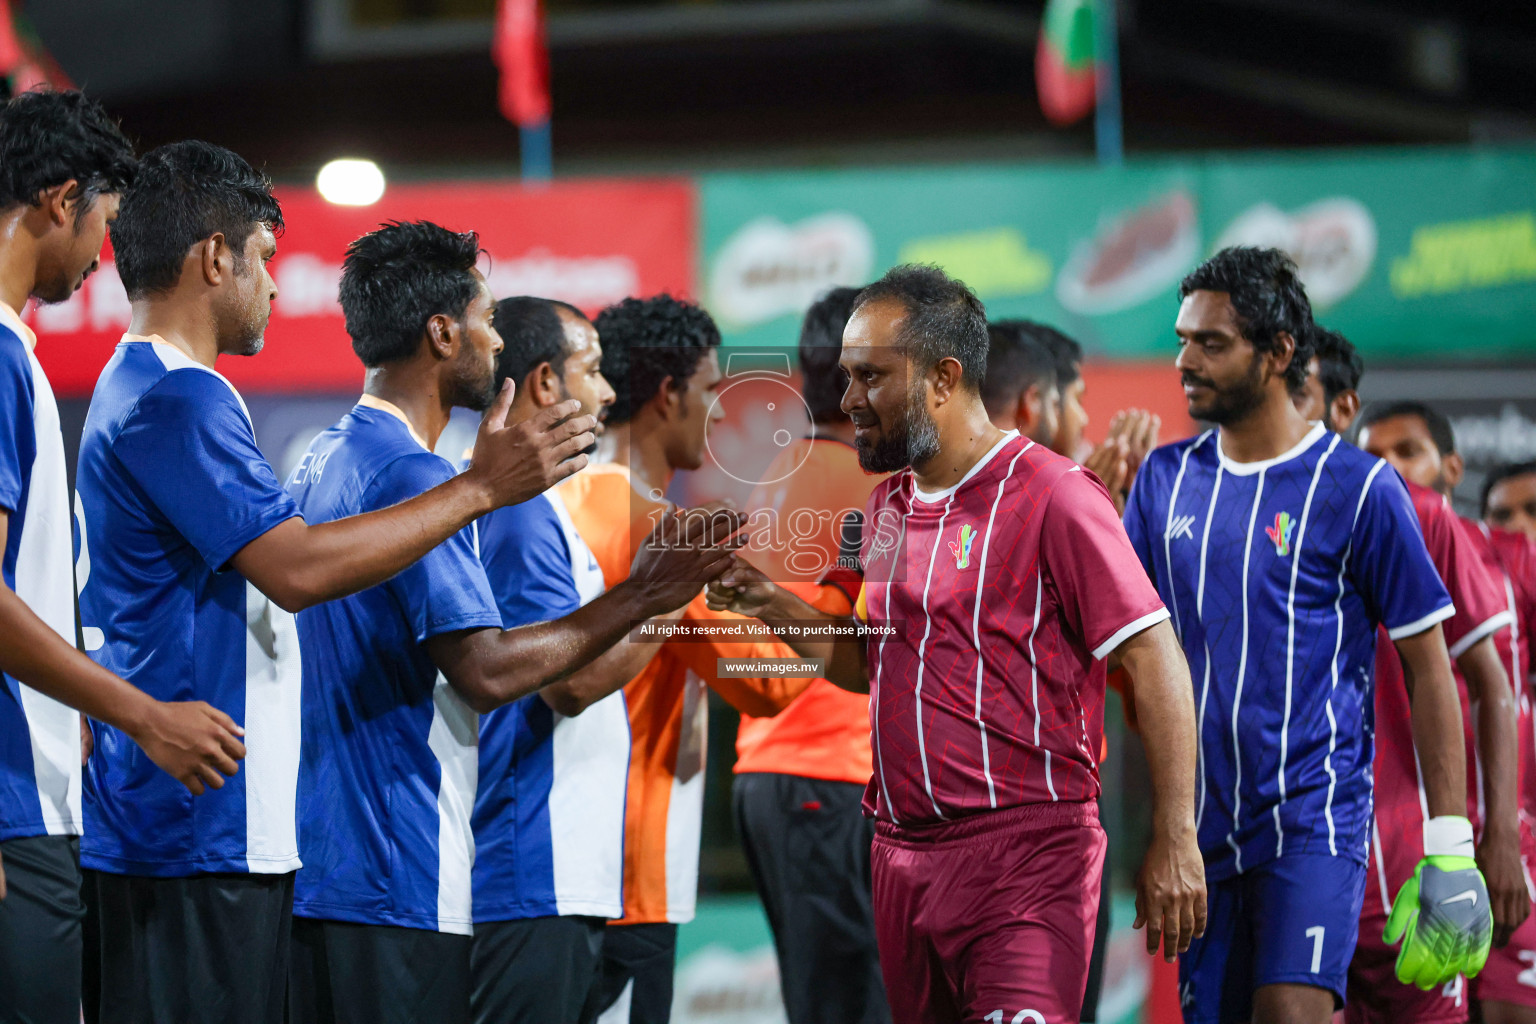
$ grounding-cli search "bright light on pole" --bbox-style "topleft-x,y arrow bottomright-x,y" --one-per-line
316,158 -> 385,205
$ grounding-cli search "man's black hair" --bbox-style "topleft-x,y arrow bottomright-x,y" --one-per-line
853,264 -> 988,390
1358,400 -> 1456,456
982,320 -> 1060,420
1301,325 -> 1364,407
339,220 -> 482,368
1033,323 -> 1083,389
799,286 -> 862,425
1180,246 -> 1316,392
593,294 -> 720,426
0,89 -> 136,218
112,141 -> 283,301
1482,461 -> 1536,517
492,296 -> 588,391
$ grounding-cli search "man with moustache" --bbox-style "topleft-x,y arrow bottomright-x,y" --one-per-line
707,264 -> 1205,1024
285,236 -> 741,1024
76,146 -> 598,1024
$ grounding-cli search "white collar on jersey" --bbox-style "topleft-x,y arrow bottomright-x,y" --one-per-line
1216,420 -> 1327,477
0,300 -> 37,353
911,430 -> 1022,503
357,393 -> 432,451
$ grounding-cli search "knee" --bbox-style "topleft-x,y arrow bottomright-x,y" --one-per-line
1250,984 -> 1336,1024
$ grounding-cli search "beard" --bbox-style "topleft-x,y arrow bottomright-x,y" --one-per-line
448,347 -> 498,412
1185,353 -> 1267,426
855,379 -> 942,473
556,380 -> 601,457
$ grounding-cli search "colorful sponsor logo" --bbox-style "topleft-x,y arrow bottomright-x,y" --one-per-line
950,523 -> 978,569
1266,511 -> 1296,557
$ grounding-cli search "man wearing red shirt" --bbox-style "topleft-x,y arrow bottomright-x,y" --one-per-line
709,264 -> 1205,1024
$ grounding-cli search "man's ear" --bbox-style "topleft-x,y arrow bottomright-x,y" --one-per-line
930,356 -> 965,405
654,374 -> 683,421
37,180 -> 78,229
1020,383 -> 1045,434
200,233 -> 228,287
1332,390 -> 1361,434
529,362 -> 562,407
1444,452 -> 1466,491
424,313 -> 456,360
1269,331 -> 1297,380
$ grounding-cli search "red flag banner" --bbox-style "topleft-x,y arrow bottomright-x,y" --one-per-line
493,0 -> 550,127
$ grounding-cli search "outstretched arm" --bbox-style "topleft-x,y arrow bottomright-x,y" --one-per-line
1457,634 -> 1527,946
1117,618 -> 1206,963
234,391 -> 596,613
0,514 -> 246,796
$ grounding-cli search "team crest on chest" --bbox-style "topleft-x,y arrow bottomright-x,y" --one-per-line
1266,511 -> 1296,557
949,523 -> 977,569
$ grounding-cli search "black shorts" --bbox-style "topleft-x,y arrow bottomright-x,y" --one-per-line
471,915 -> 604,1024
83,868 -> 293,1024
733,772 -> 890,1024
289,916 -> 472,1024
581,922 -> 678,1024
0,835 -> 84,1024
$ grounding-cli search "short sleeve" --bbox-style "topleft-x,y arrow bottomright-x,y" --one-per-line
365,453 -> 503,643
111,371 -> 298,571
1349,467 -> 1454,640
477,497 -> 581,629
1415,497 -> 1510,658
0,339 -> 35,515
1121,457 -> 1160,578
1042,467 -> 1170,660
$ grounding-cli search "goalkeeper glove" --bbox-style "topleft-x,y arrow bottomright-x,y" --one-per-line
1384,815 -> 1494,990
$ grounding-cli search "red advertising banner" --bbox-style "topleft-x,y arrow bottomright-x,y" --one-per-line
27,177 -> 696,396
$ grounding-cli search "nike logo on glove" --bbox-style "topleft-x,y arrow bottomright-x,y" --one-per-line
1439,890 -> 1480,908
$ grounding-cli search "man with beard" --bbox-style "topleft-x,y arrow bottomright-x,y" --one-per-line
1123,247 -> 1488,1024
286,237 -> 741,1024
706,264 -> 1206,1024
1290,326 -> 1362,433
0,91 -> 252,1024
981,319 -> 1059,446
75,149 -> 599,1024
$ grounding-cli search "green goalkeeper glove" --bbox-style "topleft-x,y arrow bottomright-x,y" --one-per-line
1384,815 -> 1494,990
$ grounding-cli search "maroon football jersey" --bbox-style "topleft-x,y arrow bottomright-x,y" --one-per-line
858,433 -> 1168,826
1365,484 -> 1511,921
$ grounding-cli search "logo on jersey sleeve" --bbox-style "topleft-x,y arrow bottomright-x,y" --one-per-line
1266,511 -> 1296,556
949,523 -> 977,569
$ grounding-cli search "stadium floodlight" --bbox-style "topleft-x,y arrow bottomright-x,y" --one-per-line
317,158 -> 385,205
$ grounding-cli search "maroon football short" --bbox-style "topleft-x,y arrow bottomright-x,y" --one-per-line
1471,832 -> 1536,1012
871,801 -> 1105,1024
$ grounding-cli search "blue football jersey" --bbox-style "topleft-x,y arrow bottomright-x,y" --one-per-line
0,306 -> 81,842
471,487 -> 629,924
76,337 -> 302,876
289,397 -> 501,935
1124,423 -> 1453,881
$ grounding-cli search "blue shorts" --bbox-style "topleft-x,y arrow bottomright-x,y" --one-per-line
1179,853 -> 1367,1024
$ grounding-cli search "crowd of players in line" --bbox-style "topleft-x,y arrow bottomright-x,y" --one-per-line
3,86 -> 1536,1024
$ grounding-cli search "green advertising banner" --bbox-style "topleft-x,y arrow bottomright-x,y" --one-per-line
700,147 -> 1536,360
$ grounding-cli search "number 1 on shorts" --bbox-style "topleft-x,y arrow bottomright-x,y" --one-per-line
1306,925 -> 1326,974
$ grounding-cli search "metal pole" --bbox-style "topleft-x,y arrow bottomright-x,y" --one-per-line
1095,0 -> 1123,166
520,119 -> 552,182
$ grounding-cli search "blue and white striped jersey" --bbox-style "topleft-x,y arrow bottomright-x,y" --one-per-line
471,487 -> 630,923
288,397 -> 502,935
0,305 -> 81,842
1123,423 -> 1453,881
77,337 -> 302,876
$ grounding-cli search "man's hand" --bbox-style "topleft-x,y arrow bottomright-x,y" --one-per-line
464,385 -> 597,510
1083,409 -> 1161,515
1385,816 -> 1494,988
81,715 -> 93,765
627,502 -> 747,618
127,701 -> 247,796
1478,824 -> 1530,948
1134,822 -> 1207,962
704,558 -> 778,618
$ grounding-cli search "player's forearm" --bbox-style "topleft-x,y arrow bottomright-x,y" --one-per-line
1462,637 -> 1520,838
1398,626 -> 1470,819
758,586 -> 869,693
439,581 -> 657,713
1118,620 -> 1199,836
539,627 -> 666,717
0,583 -> 158,736
236,473 -> 495,612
